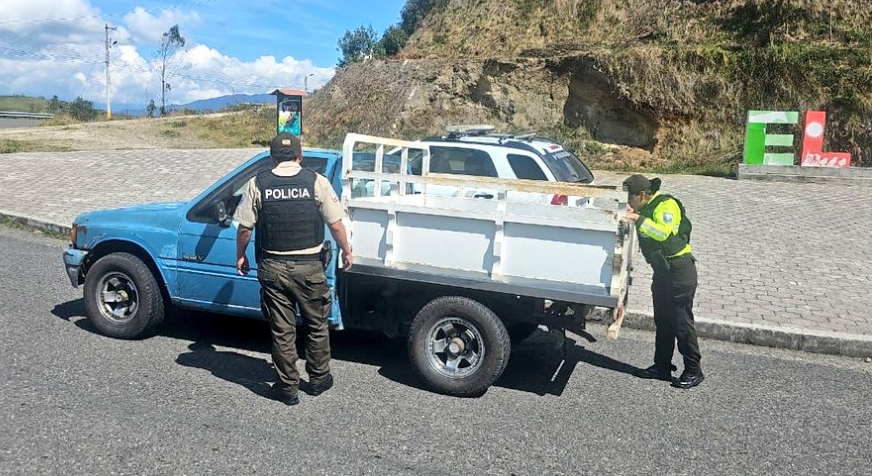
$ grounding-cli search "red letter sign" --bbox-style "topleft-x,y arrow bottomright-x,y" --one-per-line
801,111 -> 851,168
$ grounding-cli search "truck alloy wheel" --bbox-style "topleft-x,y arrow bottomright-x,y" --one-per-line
425,317 -> 486,379
408,296 -> 511,397
95,272 -> 140,324
83,252 -> 166,339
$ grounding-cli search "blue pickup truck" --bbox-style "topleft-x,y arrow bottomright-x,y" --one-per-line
63,148 -> 349,335
62,133 -> 617,396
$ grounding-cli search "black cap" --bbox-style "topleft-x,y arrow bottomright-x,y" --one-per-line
623,174 -> 650,195
270,132 -> 302,162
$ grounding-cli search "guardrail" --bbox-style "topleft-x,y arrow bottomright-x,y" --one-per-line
0,111 -> 54,120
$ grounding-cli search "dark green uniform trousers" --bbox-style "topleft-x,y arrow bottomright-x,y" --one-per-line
258,258 -> 332,392
651,254 -> 702,372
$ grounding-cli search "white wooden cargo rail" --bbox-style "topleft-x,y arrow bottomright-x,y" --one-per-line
341,133 -> 635,339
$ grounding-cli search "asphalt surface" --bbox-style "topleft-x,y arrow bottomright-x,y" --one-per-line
0,119 -> 42,130
1,226 -> 870,476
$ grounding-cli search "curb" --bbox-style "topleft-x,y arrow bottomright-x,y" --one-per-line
2,210 -> 871,360
736,164 -> 872,186
0,209 -> 71,236
620,311 -> 872,359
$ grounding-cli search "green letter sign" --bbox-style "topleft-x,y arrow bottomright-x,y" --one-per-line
743,111 -> 800,165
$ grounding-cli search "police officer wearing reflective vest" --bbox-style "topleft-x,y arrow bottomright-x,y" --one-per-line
235,132 -> 354,405
623,175 -> 703,389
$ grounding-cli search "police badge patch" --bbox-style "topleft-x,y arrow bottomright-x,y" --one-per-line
663,212 -> 673,224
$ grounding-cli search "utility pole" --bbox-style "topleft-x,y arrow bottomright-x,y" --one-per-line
305,73 -> 314,93
105,24 -> 117,120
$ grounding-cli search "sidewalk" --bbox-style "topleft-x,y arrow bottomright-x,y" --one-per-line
1,149 -> 870,358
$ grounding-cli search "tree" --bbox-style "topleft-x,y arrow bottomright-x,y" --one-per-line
378,25 -> 408,57
146,99 -> 157,118
337,25 -> 382,67
154,25 -> 186,116
68,97 -> 98,122
47,95 -> 61,114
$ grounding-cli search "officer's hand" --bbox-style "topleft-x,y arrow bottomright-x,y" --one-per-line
342,250 -> 354,271
623,211 -> 640,222
237,255 -> 250,275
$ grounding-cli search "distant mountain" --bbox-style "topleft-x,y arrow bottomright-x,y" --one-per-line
176,93 -> 275,112
94,93 -> 275,117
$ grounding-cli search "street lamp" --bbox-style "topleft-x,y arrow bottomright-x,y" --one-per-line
304,73 -> 315,93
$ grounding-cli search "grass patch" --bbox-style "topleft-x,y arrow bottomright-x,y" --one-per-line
0,215 -> 68,241
161,129 -> 181,138
0,95 -> 48,113
186,107 -> 276,147
39,113 -> 81,127
0,139 -> 72,154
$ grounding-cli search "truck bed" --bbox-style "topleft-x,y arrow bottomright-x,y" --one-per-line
341,134 -> 635,316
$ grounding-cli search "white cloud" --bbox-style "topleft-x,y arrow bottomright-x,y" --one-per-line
123,7 -> 201,45
0,0 -> 334,110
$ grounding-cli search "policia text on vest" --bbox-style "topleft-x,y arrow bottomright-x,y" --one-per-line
622,174 -> 704,390
234,133 -> 354,406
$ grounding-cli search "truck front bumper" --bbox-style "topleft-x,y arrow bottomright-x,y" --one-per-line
63,248 -> 87,288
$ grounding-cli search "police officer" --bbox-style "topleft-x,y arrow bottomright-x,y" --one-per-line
623,174 -> 703,389
235,132 -> 353,405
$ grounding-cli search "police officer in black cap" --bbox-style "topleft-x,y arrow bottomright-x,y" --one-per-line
235,132 -> 354,405
623,174 -> 703,389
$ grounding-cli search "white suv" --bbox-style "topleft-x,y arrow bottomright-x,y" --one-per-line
351,126 -> 596,206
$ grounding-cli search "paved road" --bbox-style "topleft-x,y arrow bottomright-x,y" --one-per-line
0,119 -> 43,129
0,149 -> 871,341
1,227 -> 870,475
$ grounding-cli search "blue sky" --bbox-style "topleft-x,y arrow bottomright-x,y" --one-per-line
0,0 -> 408,105
90,0 -> 407,66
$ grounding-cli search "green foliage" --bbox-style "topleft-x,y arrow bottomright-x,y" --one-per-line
67,97 -> 98,122
0,139 -> 71,154
146,100 -> 156,118
400,0 -> 449,35
379,25 -> 409,57
338,25 -> 383,67
0,95 -> 48,113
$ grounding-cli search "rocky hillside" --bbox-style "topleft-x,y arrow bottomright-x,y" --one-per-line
307,0 -> 872,173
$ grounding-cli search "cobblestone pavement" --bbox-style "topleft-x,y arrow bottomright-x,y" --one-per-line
2,150 -> 871,337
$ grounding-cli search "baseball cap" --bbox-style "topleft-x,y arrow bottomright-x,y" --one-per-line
623,175 -> 663,195
623,174 -> 651,195
270,132 -> 302,162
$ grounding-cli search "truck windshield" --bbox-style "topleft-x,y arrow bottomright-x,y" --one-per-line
543,149 -> 594,184
301,157 -> 328,175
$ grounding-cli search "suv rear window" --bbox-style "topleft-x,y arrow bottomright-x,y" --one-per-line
507,154 -> 548,181
543,149 -> 594,184
430,147 -> 498,177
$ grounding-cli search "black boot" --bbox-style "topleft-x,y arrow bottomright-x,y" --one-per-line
671,368 -> 705,389
634,364 -> 677,381
271,384 -> 300,406
307,374 -> 334,396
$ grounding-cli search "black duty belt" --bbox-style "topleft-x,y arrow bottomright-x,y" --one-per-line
262,252 -> 321,262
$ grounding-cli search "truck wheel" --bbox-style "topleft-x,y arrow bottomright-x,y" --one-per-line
83,252 -> 166,339
507,322 -> 539,344
408,296 -> 511,397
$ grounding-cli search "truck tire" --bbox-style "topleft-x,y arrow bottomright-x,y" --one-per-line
83,252 -> 166,339
408,296 -> 511,397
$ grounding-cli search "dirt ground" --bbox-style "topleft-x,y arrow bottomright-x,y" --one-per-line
0,113 -> 237,151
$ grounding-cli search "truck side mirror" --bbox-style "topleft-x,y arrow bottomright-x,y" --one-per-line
214,200 -> 231,227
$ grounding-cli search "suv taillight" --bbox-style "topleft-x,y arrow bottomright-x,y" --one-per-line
551,194 -> 568,206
